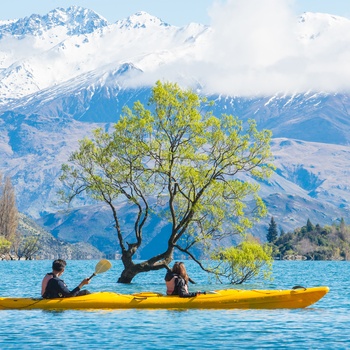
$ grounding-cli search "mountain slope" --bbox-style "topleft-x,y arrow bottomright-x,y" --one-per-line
18,213 -> 103,259
0,7 -> 350,256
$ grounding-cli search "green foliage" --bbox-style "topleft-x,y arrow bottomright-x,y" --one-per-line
60,80 -> 275,282
211,237 -> 273,284
0,236 -> 11,257
273,219 -> 350,260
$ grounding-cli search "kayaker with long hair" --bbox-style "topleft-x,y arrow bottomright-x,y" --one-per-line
42,259 -> 91,298
165,261 -> 179,295
165,261 -> 201,298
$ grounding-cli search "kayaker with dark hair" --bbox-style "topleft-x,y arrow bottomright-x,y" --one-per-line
165,261 -> 180,295
41,259 -> 66,296
42,259 -> 91,298
165,261 -> 201,298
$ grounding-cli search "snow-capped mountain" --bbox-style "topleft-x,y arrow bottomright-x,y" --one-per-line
0,7 -> 209,101
0,6 -> 108,37
1,6 -> 350,255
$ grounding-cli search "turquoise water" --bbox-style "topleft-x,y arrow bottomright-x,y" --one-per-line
0,260 -> 349,349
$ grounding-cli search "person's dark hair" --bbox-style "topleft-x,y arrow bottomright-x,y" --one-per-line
172,261 -> 180,275
52,259 -> 67,272
178,262 -> 189,284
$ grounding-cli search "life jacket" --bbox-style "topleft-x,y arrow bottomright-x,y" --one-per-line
173,276 -> 189,295
165,272 -> 179,295
42,276 -> 66,298
166,274 -> 190,296
41,273 -> 54,297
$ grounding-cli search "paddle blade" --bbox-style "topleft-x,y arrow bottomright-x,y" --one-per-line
88,259 -> 112,280
95,259 -> 112,274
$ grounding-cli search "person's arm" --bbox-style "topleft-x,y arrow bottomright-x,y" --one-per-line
55,279 -> 79,297
57,278 -> 90,297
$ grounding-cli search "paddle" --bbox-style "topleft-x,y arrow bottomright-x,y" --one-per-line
197,291 -> 219,295
87,259 -> 112,281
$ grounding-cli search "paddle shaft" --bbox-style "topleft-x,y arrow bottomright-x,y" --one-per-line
88,273 -> 96,281
87,259 -> 112,281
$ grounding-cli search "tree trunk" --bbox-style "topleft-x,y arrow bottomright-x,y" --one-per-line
117,267 -> 139,283
117,248 -> 174,283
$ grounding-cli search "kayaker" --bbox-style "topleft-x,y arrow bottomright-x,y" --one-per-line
165,261 -> 180,295
165,261 -> 201,298
42,259 -> 91,298
41,258 -> 65,296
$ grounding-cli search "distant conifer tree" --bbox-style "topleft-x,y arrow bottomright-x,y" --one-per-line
267,217 -> 278,243
306,218 -> 314,232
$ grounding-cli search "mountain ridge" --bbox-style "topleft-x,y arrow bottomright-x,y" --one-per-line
0,6 -> 108,38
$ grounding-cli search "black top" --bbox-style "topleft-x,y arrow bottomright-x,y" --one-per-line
43,275 -> 81,298
165,272 -> 197,298
175,276 -> 197,298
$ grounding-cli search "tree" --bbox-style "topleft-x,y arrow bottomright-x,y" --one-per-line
211,237 -> 273,284
0,173 -> 18,245
11,230 -> 41,260
16,236 -> 40,260
60,80 -> 274,283
306,218 -> 314,232
266,216 -> 278,243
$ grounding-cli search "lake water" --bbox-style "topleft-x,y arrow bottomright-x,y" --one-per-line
0,260 -> 349,349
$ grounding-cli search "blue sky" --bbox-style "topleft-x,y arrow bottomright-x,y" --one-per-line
1,0 -> 350,25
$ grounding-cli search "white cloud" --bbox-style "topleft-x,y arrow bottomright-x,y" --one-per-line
3,0 -> 350,98
196,0 -> 350,96
200,0 -> 298,94
131,0 -> 350,96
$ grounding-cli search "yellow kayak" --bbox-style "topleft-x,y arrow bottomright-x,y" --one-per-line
0,286 -> 329,310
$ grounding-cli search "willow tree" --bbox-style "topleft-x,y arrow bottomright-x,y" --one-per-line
211,236 -> 273,284
60,81 -> 274,283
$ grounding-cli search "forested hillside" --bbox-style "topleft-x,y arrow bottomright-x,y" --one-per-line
267,218 -> 350,260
